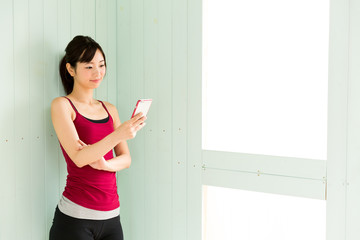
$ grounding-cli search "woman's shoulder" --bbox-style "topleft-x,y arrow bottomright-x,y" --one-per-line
51,96 -> 73,113
50,96 -> 75,122
51,96 -> 68,107
101,101 -> 121,121
101,100 -> 117,112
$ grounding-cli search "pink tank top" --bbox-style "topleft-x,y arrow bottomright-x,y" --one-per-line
60,97 -> 120,211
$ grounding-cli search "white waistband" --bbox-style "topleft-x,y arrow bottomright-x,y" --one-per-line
58,195 -> 120,220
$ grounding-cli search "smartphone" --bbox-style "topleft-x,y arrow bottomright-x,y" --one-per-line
131,99 -> 153,118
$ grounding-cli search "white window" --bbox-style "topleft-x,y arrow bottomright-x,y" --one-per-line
202,0 -> 329,239
203,186 -> 326,240
202,0 -> 329,160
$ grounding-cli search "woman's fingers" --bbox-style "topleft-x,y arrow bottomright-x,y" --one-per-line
134,116 -> 147,126
131,112 -> 147,124
116,113 -> 147,140
135,122 -> 146,132
129,113 -> 147,129
131,112 -> 143,121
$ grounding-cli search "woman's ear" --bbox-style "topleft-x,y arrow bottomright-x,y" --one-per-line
66,63 -> 75,77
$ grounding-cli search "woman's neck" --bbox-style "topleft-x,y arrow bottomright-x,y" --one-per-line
69,88 -> 95,104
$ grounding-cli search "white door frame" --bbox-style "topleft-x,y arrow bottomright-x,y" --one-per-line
188,0 -> 360,239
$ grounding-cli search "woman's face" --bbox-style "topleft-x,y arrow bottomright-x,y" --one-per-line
71,49 -> 106,90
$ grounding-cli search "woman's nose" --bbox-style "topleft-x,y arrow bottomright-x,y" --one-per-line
93,67 -> 102,77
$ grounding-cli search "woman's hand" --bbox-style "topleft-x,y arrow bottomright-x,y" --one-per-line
89,157 -> 108,171
78,140 -> 108,171
115,112 -> 147,140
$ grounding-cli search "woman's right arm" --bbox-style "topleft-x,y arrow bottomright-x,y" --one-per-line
51,97 -> 145,168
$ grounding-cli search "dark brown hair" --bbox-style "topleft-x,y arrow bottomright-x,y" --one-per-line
59,35 -> 106,95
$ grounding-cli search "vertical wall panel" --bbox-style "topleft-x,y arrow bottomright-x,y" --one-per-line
70,0 -> 95,37
83,0 -> 96,37
70,0 -> 84,37
157,0 -> 173,239
172,0 -> 188,239
13,0 -> 32,239
70,0 -> 95,38
116,0 -> 133,238
44,0 -> 60,235
106,0 -> 118,105
0,0 -> 15,239
143,0 -> 158,239
187,0 -> 203,239
116,0 -> 132,120
29,0 -> 45,238
127,0 -> 146,239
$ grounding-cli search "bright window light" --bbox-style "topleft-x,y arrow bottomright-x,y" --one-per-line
202,186 -> 326,240
202,0 -> 329,160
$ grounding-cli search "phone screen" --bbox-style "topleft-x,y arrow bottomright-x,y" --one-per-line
131,99 -> 152,118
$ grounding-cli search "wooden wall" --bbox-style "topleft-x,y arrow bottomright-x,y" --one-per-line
0,0 -> 202,239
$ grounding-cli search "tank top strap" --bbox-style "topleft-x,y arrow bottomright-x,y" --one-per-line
63,96 -> 79,113
98,100 -> 111,116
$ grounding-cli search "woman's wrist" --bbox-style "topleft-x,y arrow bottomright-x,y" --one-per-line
102,159 -> 116,172
113,127 -> 125,142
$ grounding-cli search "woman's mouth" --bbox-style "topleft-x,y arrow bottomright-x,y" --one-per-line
90,79 -> 101,83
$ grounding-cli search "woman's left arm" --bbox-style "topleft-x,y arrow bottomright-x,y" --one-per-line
89,154 -> 130,172
87,102 -> 134,172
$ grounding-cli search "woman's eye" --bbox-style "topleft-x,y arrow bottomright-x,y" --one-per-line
100,64 -> 105,68
86,66 -> 92,69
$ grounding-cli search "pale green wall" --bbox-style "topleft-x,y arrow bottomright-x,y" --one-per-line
115,0 -> 201,239
0,0 -> 201,239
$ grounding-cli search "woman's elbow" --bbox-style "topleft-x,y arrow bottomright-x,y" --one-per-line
71,155 -> 86,168
73,160 -> 86,168
125,156 -> 132,169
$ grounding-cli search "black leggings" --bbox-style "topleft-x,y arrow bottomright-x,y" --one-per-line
49,207 -> 124,240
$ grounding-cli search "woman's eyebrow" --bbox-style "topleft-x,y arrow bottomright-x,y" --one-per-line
88,60 -> 105,64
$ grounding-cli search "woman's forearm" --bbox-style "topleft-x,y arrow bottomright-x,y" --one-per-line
73,131 -> 123,167
102,154 -> 132,172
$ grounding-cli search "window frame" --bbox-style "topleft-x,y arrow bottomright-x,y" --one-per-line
187,0 -> 358,240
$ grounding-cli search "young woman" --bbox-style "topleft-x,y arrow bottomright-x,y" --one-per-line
49,35 -> 146,240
